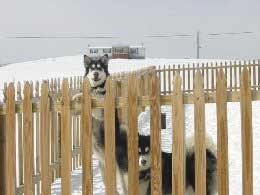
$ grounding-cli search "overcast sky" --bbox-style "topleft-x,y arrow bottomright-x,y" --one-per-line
1,0 -> 260,64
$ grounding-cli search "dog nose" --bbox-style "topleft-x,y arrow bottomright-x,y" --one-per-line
94,72 -> 99,79
141,159 -> 146,165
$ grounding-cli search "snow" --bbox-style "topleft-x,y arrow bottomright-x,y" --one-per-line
0,55 -> 259,195
0,55 -> 227,99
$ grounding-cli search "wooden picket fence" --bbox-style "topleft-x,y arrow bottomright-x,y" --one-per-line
0,63 -> 259,195
0,66 -> 154,195
157,60 -> 260,94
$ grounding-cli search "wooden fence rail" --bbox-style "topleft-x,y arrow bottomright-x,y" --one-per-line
0,64 -> 257,195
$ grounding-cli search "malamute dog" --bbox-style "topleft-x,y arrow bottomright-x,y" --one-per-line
137,134 -> 217,195
83,54 -> 128,194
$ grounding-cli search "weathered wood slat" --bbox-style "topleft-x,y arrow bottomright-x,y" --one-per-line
104,77 -> 116,195
216,69 -> 229,195
229,61 -> 233,91
82,79 -> 93,195
240,67 -> 253,195
40,81 -> 51,195
35,81 -> 41,194
206,63 -> 209,92
23,82 -> 33,195
194,71 -> 206,195
61,79 -> 71,195
168,65 -> 171,94
127,74 -> 139,195
50,83 -> 56,182
253,60 -> 257,90
163,65 -> 166,95
183,66 -> 186,92
188,64 -> 191,92
5,84 -> 16,195
172,73 -> 185,195
17,82 -> 24,187
73,116 -> 77,170
150,75 -> 162,195
211,63 -> 215,92
158,65 -> 161,93
234,61 -> 238,91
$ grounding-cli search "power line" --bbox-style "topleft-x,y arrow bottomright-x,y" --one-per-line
207,31 -> 255,36
5,36 -> 119,39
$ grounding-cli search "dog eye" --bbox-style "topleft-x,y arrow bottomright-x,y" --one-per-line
91,64 -> 95,69
145,147 -> 149,153
97,64 -> 101,68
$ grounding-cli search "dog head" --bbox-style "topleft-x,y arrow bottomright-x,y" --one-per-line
83,55 -> 110,88
138,134 -> 151,171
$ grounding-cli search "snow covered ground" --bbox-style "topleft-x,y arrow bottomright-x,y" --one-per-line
1,55 -> 259,195
0,55 -> 226,99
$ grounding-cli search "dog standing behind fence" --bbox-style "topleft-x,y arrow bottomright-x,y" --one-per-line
73,54 -> 128,194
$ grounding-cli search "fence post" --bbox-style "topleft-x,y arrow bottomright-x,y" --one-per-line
35,81 -> 41,194
41,81 -> 51,195
172,72 -> 185,195
0,114 -> 5,195
104,77 -> 116,195
0,85 -> 7,195
127,74 -> 139,195
216,69 -> 229,195
150,74 -> 162,195
240,67 -> 253,195
61,79 -> 72,195
5,84 -> 16,195
81,79 -> 93,195
194,70 -> 206,195
23,82 -> 33,195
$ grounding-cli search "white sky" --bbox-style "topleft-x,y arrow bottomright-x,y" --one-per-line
0,0 -> 260,64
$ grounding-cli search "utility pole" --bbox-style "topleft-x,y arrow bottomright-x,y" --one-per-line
196,31 -> 201,59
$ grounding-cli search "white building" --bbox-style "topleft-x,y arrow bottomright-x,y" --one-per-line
86,45 -> 145,59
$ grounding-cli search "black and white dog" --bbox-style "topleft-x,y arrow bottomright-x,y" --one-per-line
138,134 -> 217,195
82,54 -> 128,194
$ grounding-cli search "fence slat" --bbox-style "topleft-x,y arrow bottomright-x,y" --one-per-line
168,65 -> 171,94
61,79 -> 71,195
150,75 -> 162,195
229,61 -> 233,91
216,69 -> 229,195
172,73 -> 185,195
82,79 -> 93,195
211,63 -> 214,92
50,83 -> 56,182
188,64 -> 191,92
73,116 -> 77,170
16,82 -> 24,188
23,82 -> 33,195
206,63 -> 209,92
240,67 -> 253,195
104,77 -> 116,195
158,66 -> 161,93
0,115 -> 5,194
194,71 -> 206,195
127,74 -> 139,195
40,81 -> 51,195
234,61 -> 238,91
163,65 -> 166,95
253,60 -> 256,90
5,84 -> 16,195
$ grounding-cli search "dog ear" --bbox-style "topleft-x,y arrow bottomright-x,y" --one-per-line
100,55 -> 109,66
84,55 -> 92,68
